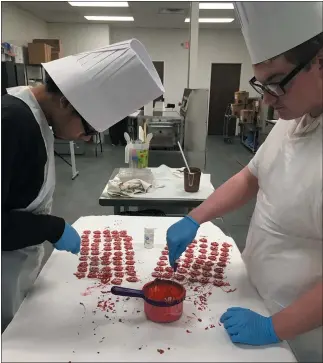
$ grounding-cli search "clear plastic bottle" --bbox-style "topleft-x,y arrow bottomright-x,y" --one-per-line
144,228 -> 154,249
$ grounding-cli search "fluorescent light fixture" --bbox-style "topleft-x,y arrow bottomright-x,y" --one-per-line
69,2 -> 129,7
199,3 -> 234,10
85,15 -> 134,21
185,18 -> 234,23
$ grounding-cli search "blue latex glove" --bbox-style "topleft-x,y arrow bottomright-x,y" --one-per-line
166,216 -> 200,267
220,307 -> 280,346
54,223 -> 80,254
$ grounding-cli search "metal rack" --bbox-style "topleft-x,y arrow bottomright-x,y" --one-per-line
239,122 -> 261,153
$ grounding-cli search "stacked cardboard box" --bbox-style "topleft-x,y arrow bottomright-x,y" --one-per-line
33,39 -> 62,61
28,43 -> 52,64
230,91 -> 261,124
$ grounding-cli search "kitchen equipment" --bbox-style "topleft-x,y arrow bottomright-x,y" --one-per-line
184,167 -> 201,192
138,112 -> 184,150
111,279 -> 186,323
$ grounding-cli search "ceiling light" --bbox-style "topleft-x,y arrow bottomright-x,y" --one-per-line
85,15 -> 134,21
69,2 -> 129,7
199,3 -> 234,10
185,18 -> 234,23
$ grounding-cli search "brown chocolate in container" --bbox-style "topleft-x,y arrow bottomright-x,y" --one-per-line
184,167 -> 201,192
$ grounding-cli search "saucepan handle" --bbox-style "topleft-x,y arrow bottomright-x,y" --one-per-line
111,286 -> 145,299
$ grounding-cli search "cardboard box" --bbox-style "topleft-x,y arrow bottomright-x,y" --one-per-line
28,43 -> 52,64
33,39 -> 61,52
234,91 -> 249,105
240,109 -> 255,123
231,103 -> 244,117
51,51 -> 61,61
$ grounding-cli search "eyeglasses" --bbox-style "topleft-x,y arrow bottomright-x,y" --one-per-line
249,53 -> 317,97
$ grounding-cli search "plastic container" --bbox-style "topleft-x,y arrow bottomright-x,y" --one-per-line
184,167 -> 201,193
144,228 -> 155,249
126,141 -> 149,169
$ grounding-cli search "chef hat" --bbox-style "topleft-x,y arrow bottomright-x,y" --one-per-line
235,2 -> 323,64
42,39 -> 165,132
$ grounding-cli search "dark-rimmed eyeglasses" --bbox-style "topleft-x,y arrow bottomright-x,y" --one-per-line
249,53 -> 318,97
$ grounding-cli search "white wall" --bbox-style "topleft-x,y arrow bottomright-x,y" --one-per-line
110,27 -> 257,107
47,23 -> 110,56
111,27 -> 188,108
1,2 -> 48,46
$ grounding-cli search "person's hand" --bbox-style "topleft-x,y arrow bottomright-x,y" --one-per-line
220,307 -> 280,346
166,216 -> 200,267
54,223 -> 80,254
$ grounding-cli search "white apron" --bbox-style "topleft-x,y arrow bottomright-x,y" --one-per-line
2,86 -> 55,332
243,117 -> 323,362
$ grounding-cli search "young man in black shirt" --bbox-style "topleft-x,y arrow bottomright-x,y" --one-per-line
2,39 -> 164,333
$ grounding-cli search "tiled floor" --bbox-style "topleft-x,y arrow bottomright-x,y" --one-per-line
48,136 -> 255,265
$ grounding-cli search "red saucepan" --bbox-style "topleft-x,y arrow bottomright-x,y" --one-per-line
111,279 -> 186,323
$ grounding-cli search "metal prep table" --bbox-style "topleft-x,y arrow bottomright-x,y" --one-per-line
2,215 -> 296,362
99,166 -> 215,215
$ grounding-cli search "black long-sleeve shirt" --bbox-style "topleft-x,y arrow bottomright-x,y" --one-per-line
1,94 -> 65,251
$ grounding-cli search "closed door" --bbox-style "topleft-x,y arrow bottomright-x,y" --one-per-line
208,63 -> 241,135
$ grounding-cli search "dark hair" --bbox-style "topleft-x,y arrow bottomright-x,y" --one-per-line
44,71 -> 63,94
283,32 -> 323,68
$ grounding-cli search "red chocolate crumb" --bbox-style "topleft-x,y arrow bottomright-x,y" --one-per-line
154,266 -> 164,272
152,272 -> 161,278
74,272 -> 86,279
111,278 -> 122,285
174,274 -> 185,281
205,261 -> 214,266
162,272 -> 172,279
126,276 -> 139,283
126,271 -> 137,276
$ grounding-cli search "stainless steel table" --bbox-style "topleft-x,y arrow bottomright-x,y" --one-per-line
99,167 -> 214,216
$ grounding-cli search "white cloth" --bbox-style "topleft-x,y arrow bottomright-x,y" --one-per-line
234,2 -> 323,64
104,178 -> 156,197
2,86 -> 55,332
43,39 -> 165,132
243,114 -> 322,361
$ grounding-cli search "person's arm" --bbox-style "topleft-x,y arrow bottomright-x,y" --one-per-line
189,166 -> 259,224
272,281 -> 323,340
1,100 -> 65,251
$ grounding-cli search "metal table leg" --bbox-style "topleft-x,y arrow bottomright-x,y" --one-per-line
69,141 -> 79,180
